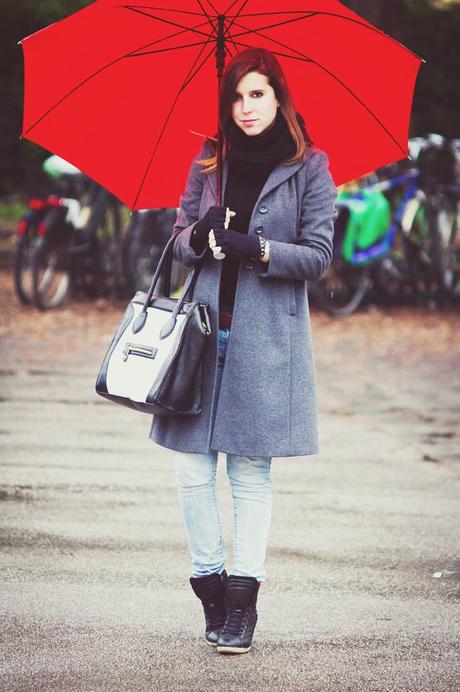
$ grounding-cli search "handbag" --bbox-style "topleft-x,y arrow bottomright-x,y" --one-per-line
95,235 -> 211,415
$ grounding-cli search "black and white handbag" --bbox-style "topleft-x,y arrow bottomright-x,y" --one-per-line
95,235 -> 211,416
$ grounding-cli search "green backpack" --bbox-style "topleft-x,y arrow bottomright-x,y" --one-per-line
337,188 -> 391,263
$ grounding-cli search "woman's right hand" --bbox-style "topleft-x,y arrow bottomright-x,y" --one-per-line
191,205 -> 235,254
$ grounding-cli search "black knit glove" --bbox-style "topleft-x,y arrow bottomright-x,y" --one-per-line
213,227 -> 261,259
191,205 -> 228,254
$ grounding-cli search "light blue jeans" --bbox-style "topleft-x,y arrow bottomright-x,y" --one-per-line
173,327 -> 272,582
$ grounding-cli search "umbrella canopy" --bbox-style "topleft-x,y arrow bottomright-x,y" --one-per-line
21,0 -> 423,210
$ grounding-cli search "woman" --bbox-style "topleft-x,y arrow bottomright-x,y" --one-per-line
150,47 -> 337,654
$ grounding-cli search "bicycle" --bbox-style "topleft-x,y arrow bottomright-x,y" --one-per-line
430,182 -> 460,298
14,195 -> 62,306
122,207 -> 188,297
29,156 -> 123,309
415,136 -> 460,300
312,137 -> 453,316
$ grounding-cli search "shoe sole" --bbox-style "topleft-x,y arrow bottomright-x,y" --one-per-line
206,639 -> 218,647
216,645 -> 251,654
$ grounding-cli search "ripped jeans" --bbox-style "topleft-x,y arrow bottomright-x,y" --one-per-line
173,327 -> 272,582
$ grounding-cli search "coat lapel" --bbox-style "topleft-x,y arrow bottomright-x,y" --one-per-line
253,159 -> 306,208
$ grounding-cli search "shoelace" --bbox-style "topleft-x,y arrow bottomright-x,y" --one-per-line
222,607 -> 248,636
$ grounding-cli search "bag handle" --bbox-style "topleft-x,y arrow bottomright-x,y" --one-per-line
162,234 -> 173,298
132,235 -> 205,337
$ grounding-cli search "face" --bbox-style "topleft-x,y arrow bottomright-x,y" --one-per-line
231,71 -> 280,136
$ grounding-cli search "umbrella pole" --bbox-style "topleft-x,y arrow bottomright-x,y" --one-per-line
215,16 -> 226,206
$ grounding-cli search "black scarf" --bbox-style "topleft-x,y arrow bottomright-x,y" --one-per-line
225,108 -> 309,177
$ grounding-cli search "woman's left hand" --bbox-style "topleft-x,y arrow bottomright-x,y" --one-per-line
211,227 -> 260,259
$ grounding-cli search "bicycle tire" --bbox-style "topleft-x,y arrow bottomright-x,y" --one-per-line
122,210 -> 174,295
431,193 -> 460,296
404,196 -> 440,301
14,233 -> 37,305
90,196 -> 124,297
32,236 -> 72,310
312,261 -> 372,317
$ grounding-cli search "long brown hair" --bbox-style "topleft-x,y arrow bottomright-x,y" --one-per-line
197,47 -> 311,175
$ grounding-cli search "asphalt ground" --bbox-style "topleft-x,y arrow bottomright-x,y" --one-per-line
1,272 -> 459,691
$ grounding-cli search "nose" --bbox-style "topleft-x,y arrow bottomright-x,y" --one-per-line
242,97 -> 253,114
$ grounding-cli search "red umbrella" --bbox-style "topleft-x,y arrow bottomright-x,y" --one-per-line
20,0 -> 423,210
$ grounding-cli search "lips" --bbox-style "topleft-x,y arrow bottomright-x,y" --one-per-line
242,119 -> 257,123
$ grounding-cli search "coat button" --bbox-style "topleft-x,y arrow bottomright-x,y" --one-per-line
245,261 -> 254,269
255,226 -> 263,234
259,205 -> 268,214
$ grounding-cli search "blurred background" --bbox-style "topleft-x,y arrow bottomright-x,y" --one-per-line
1,6 -> 459,688
0,0 -> 459,315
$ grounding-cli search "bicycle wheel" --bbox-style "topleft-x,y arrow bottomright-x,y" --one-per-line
123,209 -> 175,294
92,196 -> 123,296
431,193 -> 460,295
32,236 -> 72,309
373,228 -> 413,305
404,196 -> 440,300
312,259 -> 372,317
123,212 -> 163,294
14,232 -> 38,305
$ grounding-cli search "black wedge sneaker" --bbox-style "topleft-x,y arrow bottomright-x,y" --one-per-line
190,570 -> 228,646
216,575 -> 260,654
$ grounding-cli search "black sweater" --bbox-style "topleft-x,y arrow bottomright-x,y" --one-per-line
219,159 -> 277,310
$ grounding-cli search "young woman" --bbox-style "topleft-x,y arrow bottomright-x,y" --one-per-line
149,47 -> 337,654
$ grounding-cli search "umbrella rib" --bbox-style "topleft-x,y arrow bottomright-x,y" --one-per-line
122,21 -> 212,58
128,40 -> 213,58
132,42 -> 216,209
223,0 -> 251,35
124,6 -> 214,39
22,18 -> 213,135
226,10 -> 423,61
201,0 -> 220,15
194,0 -> 218,37
228,13 -> 337,40
116,5 -> 209,17
194,0 -> 214,25
229,27 -> 407,156
225,30 -> 240,54
224,0 -> 246,14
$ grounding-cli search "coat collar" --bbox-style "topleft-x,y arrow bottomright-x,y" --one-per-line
204,153 -> 307,207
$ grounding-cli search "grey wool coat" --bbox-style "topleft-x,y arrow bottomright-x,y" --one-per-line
149,139 -> 337,458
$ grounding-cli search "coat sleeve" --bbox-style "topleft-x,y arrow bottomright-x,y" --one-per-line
258,150 -> 337,282
172,141 -> 211,268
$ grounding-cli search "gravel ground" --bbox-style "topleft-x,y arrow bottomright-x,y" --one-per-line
1,270 -> 459,691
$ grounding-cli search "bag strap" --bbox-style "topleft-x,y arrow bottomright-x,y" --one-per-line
132,234 -> 206,336
162,234 -> 173,298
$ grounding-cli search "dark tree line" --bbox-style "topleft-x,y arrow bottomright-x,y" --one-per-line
342,0 -> 460,137
0,0 -> 459,195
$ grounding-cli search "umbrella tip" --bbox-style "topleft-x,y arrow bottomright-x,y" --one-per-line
17,40 -> 22,46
